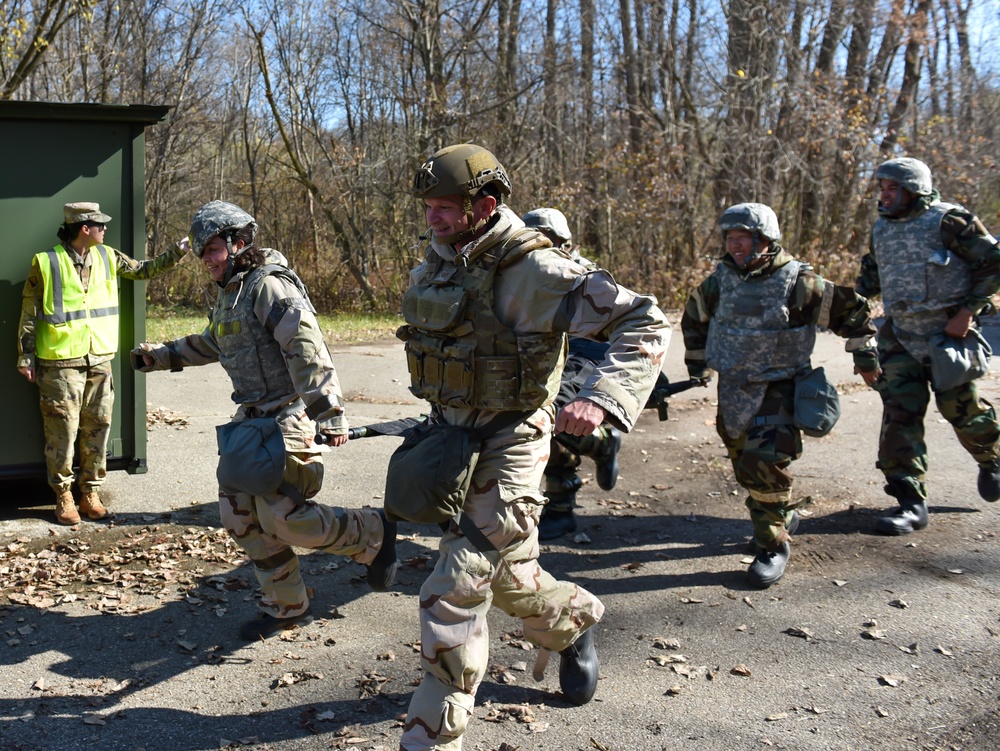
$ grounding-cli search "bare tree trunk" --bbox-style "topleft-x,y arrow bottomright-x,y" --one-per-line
881,0 -> 930,153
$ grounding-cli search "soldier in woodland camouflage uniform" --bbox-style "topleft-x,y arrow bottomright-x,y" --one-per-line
857,157 -> 1000,535
682,203 -> 879,588
521,208 -> 622,540
132,201 -> 397,641
17,202 -> 189,525
398,145 -> 669,750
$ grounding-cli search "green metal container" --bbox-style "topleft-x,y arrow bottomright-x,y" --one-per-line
0,101 -> 171,482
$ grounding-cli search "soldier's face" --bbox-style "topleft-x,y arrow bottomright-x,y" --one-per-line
202,237 -> 233,282
424,195 -> 471,238
725,229 -> 767,268
879,179 -> 912,215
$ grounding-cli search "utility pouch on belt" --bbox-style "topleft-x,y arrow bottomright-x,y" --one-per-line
927,328 -> 992,391
793,366 -> 841,438
383,411 -> 531,524
216,418 -> 304,502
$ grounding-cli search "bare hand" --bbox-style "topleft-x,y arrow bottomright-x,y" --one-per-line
17,365 -> 35,383
320,432 -> 348,447
555,398 -> 607,436
944,308 -> 974,339
855,364 -> 881,388
177,236 -> 192,254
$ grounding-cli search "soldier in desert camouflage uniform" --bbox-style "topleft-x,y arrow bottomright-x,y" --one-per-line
858,157 -> 1000,535
131,201 -> 397,641
396,145 -> 669,750
521,208 -> 622,540
682,203 -> 879,588
17,202 -> 189,525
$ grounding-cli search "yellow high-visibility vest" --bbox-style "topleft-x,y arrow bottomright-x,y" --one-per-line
34,244 -> 119,360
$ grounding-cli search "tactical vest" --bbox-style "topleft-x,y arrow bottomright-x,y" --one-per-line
399,229 -> 567,410
211,261 -> 311,404
705,260 -> 815,382
35,244 -> 119,361
873,201 -> 970,338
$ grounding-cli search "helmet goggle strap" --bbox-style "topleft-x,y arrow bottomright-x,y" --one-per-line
434,195 -> 488,246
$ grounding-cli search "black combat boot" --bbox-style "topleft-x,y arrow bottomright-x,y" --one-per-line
239,608 -> 314,641
874,478 -> 929,535
977,459 -> 1000,502
874,500 -> 929,535
594,427 -> 622,491
747,542 -> 790,589
367,511 -> 398,591
539,475 -> 582,541
559,625 -> 599,705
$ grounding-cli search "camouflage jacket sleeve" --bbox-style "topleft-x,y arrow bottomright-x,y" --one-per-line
940,209 -> 1000,316
252,275 -> 347,433
141,325 -> 222,372
790,269 -> 879,373
494,249 -> 670,432
680,275 -> 719,380
16,257 -> 43,369
113,243 -> 187,281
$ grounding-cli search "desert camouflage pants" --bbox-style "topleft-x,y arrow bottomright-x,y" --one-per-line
218,450 -> 385,618
36,361 -> 113,493
874,326 -> 1000,500
717,379 -> 803,548
400,409 -> 605,750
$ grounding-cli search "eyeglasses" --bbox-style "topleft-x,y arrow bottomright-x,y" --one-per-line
86,222 -> 107,231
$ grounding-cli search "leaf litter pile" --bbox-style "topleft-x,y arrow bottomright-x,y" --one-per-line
1,525 -> 247,614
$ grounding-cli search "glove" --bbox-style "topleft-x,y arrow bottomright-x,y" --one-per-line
130,344 -> 155,372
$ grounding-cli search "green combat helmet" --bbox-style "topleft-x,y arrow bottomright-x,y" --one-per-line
189,201 -> 258,284
718,202 -> 780,266
523,208 -> 572,247
875,157 -> 933,217
412,144 -> 511,244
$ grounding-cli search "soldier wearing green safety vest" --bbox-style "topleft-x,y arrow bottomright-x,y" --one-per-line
17,202 -> 189,526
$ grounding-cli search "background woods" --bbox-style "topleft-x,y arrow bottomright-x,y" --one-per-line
3,0 -> 999,312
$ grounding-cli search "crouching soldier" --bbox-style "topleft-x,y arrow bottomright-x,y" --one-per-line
682,203 -> 879,588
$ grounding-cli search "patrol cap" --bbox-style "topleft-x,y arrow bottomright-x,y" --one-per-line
718,202 -> 781,243
874,157 -> 933,196
523,208 -> 572,245
64,202 -> 112,224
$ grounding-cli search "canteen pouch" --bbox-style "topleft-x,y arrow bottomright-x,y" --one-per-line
793,366 -> 841,438
216,418 -> 288,497
927,328 -> 991,391
384,422 -> 481,524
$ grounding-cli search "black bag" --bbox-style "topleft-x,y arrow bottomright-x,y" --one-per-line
383,411 -> 531,525
793,366 -> 841,438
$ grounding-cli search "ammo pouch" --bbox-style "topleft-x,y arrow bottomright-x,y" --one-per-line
927,328 -> 992,391
216,418 -> 303,502
793,366 -> 841,438
383,411 -> 531,525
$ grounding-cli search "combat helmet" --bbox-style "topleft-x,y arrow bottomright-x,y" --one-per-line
189,201 -> 258,258
718,203 -> 781,267
413,144 -> 511,245
523,208 -> 572,246
874,157 -> 933,196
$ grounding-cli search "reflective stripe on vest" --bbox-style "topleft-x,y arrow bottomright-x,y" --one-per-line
35,244 -> 120,360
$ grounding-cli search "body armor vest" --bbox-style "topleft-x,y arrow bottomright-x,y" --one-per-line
399,229 -> 566,410
211,261 -> 312,405
706,260 -> 815,382
873,201 -> 970,339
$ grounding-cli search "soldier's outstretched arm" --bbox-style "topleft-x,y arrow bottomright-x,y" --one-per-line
130,327 -> 220,373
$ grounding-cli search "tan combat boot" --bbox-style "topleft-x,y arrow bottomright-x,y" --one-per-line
55,490 -> 81,525
80,491 -> 108,520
